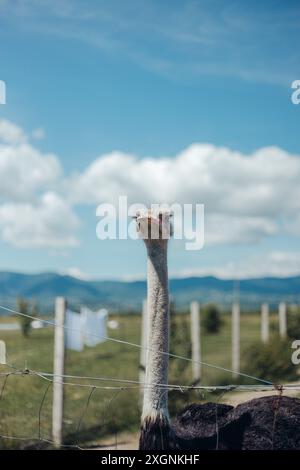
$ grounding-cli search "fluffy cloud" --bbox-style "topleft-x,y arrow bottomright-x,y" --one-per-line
1,117 -> 300,251
285,213 -> 300,237
0,120 -> 62,202
0,119 -> 78,248
204,214 -> 277,245
0,142 -> 62,202
175,251 -> 300,280
69,144 -> 300,213
0,119 -> 27,145
0,192 -> 79,248
69,144 -> 300,245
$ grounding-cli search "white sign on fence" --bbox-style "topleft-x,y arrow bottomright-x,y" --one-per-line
0,340 -> 6,364
81,307 -> 108,347
65,307 -> 108,351
65,310 -> 84,351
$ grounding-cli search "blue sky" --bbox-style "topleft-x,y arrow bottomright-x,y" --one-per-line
0,0 -> 300,280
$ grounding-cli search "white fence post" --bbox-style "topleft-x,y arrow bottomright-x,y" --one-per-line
190,301 -> 201,384
232,302 -> 240,379
139,299 -> 148,404
261,303 -> 269,343
279,302 -> 287,339
52,297 -> 66,448
0,340 -> 6,364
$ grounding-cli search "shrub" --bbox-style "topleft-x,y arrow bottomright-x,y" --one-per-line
287,309 -> 300,340
243,337 -> 298,383
202,304 -> 222,334
16,298 -> 32,337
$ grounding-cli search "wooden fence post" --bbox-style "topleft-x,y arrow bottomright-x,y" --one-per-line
261,303 -> 269,343
190,301 -> 201,384
279,302 -> 287,338
232,303 -> 240,379
52,297 -> 66,448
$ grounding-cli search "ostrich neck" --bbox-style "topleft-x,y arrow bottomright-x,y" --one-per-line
142,240 -> 169,421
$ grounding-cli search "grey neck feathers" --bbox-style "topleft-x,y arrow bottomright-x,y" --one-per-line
142,239 -> 169,422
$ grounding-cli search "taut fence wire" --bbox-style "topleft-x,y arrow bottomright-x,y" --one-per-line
1,304 -> 300,449
1,363 -> 300,450
3,363 -> 300,392
0,304 -> 273,385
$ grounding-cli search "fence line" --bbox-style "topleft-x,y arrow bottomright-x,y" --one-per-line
2,363 -> 299,393
2,302 -> 298,450
0,365 -> 299,450
0,304 -> 273,385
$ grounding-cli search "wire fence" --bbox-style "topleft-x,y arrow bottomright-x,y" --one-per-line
1,363 -> 300,450
1,303 -> 300,450
4,363 -> 300,392
0,304 -> 274,385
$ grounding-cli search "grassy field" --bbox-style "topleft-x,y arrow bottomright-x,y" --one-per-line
0,311 -> 286,449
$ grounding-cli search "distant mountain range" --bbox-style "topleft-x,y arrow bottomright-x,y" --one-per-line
0,271 -> 300,314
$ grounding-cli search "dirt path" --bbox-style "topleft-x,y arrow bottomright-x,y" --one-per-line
224,388 -> 299,406
93,431 -> 139,450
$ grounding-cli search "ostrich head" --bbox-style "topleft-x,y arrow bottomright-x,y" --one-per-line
134,208 -> 173,244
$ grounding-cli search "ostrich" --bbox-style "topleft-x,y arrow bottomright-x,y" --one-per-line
135,208 -> 300,450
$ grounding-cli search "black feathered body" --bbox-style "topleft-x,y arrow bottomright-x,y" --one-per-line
140,396 -> 300,450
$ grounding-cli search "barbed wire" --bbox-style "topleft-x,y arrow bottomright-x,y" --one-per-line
0,304 -> 273,385
2,363 -> 300,393
0,366 -> 125,450
1,363 -> 299,450
1,304 -> 299,449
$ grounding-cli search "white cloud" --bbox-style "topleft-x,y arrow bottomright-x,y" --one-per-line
0,192 -> 79,248
1,117 -> 300,253
0,120 -> 61,202
69,143 -> 300,245
285,213 -> 300,237
0,119 -> 27,145
0,119 -> 78,249
175,251 -> 300,280
205,214 -> 277,245
0,142 -> 62,202
59,267 -> 91,281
